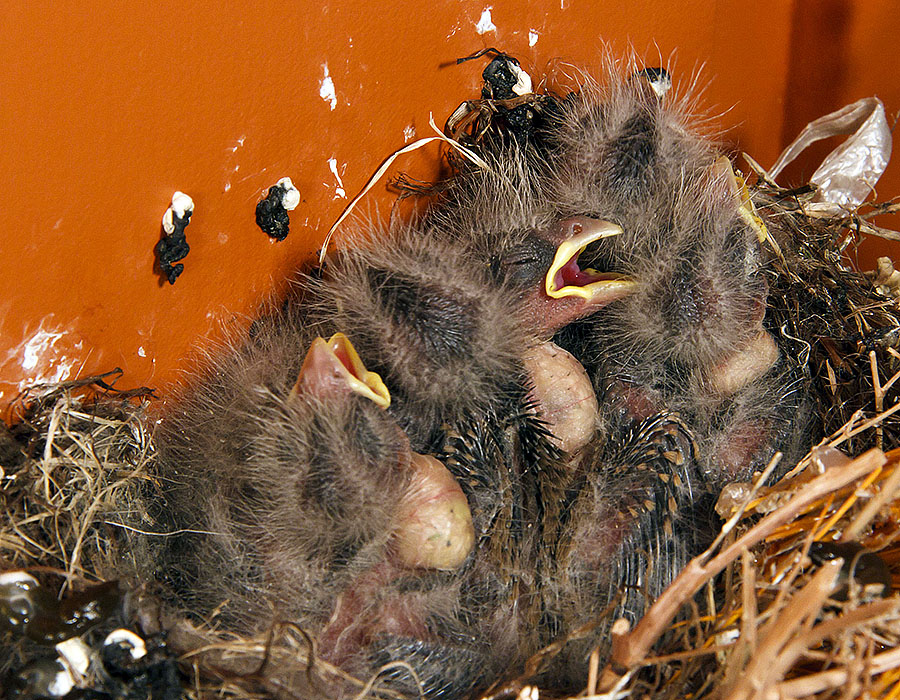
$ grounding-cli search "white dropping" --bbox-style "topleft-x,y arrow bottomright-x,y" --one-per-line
15,322 -> 77,392
509,61 -> 533,96
319,63 -> 337,110
43,659 -> 75,697
528,29 -> 539,47
0,570 -> 38,588
476,7 -> 496,34
648,72 -> 673,99
275,177 -> 301,211
328,158 -> 347,199
162,191 -> 194,234
104,628 -> 148,660
21,327 -> 65,372
714,628 -> 741,663
56,638 -> 91,677
137,346 -> 146,357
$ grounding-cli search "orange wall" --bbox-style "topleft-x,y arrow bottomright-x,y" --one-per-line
779,1 -> 900,267
0,1 -> 896,410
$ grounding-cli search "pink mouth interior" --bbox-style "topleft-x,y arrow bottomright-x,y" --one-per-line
553,255 -> 604,290
331,342 -> 367,383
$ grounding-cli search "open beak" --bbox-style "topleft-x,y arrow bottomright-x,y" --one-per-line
544,217 -> 636,302
292,332 -> 391,408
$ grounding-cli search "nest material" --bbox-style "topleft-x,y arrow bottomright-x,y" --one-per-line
4,190 -> 900,699
755,175 -> 900,454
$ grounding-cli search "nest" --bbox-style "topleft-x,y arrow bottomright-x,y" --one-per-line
755,176 -> 900,453
5,47 -> 900,692
2,178 -> 900,700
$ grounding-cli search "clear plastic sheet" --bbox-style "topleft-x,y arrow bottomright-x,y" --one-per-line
769,97 -> 892,213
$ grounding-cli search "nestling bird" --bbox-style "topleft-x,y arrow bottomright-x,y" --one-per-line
137,217 -> 612,698
143,323 -> 506,698
125,53 -> 823,700
541,63 -> 817,485
432,52 -> 816,485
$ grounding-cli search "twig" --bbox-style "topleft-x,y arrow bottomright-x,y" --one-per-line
842,459 -> 900,541
768,644 -> 900,699
870,351 -> 885,450
752,598 -> 900,700
597,449 -> 886,692
720,559 -> 842,700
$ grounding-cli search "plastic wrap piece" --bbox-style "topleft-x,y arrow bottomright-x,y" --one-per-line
769,97 -> 892,214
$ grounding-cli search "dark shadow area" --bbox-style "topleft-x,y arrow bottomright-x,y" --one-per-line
778,0 -> 853,185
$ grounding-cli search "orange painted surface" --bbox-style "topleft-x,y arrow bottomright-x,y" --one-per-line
0,1 -> 896,410
778,1 -> 900,269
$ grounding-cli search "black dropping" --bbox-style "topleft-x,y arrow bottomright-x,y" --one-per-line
637,67 -> 670,84
480,52 -> 522,101
155,211 -> 191,285
454,48 -> 557,143
5,658 -> 71,700
809,541 -> 892,600
482,52 -> 538,139
5,630 -> 183,700
256,183 -> 292,241
100,632 -> 183,700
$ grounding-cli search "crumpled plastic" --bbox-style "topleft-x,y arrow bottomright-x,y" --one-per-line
768,97 -> 892,214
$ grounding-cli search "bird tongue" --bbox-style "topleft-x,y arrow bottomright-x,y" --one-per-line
292,332 -> 391,407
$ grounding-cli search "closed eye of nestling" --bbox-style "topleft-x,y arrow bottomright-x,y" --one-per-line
489,236 -> 556,288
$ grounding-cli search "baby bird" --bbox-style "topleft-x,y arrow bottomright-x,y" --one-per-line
144,326 -> 497,698
522,58 -> 818,485
139,218 -> 599,698
150,329 -> 402,628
